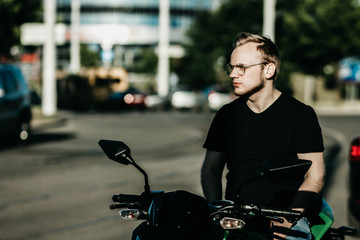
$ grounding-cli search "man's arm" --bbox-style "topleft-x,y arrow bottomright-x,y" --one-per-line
201,150 -> 226,201
297,152 -> 325,194
272,152 -> 325,239
290,151 -> 325,213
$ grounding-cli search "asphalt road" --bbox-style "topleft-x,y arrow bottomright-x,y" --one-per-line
0,111 -> 359,240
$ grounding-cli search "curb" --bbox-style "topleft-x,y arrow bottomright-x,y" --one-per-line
314,102 -> 360,116
32,116 -> 67,130
31,106 -> 67,130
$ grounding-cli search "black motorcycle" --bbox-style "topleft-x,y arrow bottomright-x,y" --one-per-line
99,139 -> 357,240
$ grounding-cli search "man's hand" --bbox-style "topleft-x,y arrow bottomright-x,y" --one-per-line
271,217 -> 292,240
271,208 -> 304,240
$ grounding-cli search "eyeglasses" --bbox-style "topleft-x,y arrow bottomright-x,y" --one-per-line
225,62 -> 266,76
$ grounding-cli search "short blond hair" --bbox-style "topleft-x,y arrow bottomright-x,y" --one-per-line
233,32 -> 280,80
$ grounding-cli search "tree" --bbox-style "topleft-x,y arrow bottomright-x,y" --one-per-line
80,44 -> 101,67
132,47 -> 158,74
180,11 -> 221,89
182,0 -> 360,92
277,0 -> 360,89
0,0 -> 42,56
180,0 -> 263,90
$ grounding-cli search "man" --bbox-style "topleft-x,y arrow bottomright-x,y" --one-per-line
201,32 -> 325,240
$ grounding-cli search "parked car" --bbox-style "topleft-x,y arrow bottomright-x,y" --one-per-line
171,85 -> 206,111
107,87 -> 146,110
348,135 -> 360,235
144,94 -> 163,110
0,64 -> 32,145
205,85 -> 234,111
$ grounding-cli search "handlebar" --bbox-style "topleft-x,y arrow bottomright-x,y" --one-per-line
112,194 -> 141,203
238,204 -> 302,219
211,203 -> 302,225
110,191 -> 164,212
260,207 -> 302,218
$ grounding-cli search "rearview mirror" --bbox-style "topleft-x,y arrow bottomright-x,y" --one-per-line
98,139 -> 133,165
236,158 -> 313,201
99,139 -> 150,193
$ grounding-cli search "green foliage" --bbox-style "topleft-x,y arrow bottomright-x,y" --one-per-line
277,0 -> 360,75
180,0 -> 263,89
183,0 -> 360,92
132,47 -> 158,74
0,0 -> 42,55
80,44 -> 101,67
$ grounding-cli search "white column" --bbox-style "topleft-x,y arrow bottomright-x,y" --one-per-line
157,0 -> 170,98
70,0 -> 80,74
42,0 -> 57,116
304,75 -> 315,104
263,0 -> 276,41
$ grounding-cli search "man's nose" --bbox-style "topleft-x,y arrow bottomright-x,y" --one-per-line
230,69 -> 239,78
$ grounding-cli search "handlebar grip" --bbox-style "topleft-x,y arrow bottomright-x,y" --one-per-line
261,208 -> 302,217
112,194 -> 140,203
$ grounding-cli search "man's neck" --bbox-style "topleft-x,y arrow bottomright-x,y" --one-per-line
246,89 -> 281,113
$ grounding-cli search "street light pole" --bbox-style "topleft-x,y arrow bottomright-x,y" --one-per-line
157,0 -> 170,98
263,0 -> 276,41
70,0 -> 81,74
42,0 -> 57,116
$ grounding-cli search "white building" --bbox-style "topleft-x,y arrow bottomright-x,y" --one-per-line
53,0 -> 222,70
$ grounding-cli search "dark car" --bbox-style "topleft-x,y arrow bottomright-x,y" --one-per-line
0,64 -> 32,145
348,135 -> 360,234
107,87 -> 146,110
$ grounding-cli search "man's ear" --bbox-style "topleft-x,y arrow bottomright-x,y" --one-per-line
264,63 -> 276,79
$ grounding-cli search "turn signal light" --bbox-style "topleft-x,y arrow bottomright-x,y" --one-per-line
220,217 -> 246,229
119,209 -> 142,220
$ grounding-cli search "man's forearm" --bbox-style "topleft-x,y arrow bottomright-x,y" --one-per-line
201,172 -> 223,201
201,150 -> 226,200
291,152 -> 325,211
297,152 -> 325,193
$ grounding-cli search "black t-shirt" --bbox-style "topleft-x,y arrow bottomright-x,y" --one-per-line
203,93 -> 324,207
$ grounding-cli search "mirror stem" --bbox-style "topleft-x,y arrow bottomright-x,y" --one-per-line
131,161 -> 150,194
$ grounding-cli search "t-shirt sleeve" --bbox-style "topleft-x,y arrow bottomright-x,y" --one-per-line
203,107 -> 229,152
294,106 -> 324,153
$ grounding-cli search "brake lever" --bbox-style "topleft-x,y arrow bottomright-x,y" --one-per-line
110,203 -> 128,209
266,215 -> 284,223
109,203 -> 140,210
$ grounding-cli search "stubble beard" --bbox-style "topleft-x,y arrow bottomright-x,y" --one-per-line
234,77 -> 265,99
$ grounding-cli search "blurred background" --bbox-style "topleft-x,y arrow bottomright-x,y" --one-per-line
1,0 -> 360,239
1,0 -> 360,114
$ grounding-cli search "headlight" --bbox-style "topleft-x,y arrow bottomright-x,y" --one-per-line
124,94 -> 134,104
220,217 -> 246,229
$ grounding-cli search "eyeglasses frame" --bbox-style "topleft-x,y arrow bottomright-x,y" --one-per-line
226,62 -> 267,76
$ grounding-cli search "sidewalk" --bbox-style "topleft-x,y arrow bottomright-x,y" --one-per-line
313,101 -> 360,116
30,101 -> 360,131
31,106 -> 67,130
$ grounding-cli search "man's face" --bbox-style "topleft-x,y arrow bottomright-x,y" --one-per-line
229,43 -> 265,97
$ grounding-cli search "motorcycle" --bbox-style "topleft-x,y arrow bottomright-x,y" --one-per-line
99,139 -> 358,240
